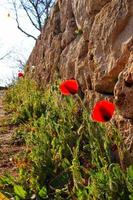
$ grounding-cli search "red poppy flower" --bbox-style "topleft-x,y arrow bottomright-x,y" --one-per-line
91,100 -> 115,122
18,72 -> 24,78
60,79 -> 79,95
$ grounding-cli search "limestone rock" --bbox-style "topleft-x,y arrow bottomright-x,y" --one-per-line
89,0 -> 133,94
26,0 -> 133,165
114,53 -> 133,119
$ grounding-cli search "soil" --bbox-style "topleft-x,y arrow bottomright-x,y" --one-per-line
0,89 -> 24,177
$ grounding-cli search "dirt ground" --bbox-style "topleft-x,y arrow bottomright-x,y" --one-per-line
0,89 -> 24,177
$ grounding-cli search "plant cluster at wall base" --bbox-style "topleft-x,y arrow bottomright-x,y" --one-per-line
0,77 -> 133,200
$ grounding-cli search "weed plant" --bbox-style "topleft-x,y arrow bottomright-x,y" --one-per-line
0,77 -> 133,200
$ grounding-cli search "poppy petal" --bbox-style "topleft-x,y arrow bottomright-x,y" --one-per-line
91,100 -> 115,122
60,80 -> 79,95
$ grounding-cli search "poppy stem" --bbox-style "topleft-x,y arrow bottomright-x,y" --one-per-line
109,121 -> 125,169
75,94 -> 89,113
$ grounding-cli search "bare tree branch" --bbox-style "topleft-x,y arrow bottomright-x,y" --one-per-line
28,0 -> 42,31
20,0 -> 40,31
12,0 -> 37,40
11,0 -> 54,40
0,51 -> 12,60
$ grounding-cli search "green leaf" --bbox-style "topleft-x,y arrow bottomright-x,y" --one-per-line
15,195 -> 20,200
14,185 -> 27,199
127,165 -> 133,193
127,165 -> 133,179
129,194 -> 133,200
38,186 -> 47,199
0,174 -> 14,185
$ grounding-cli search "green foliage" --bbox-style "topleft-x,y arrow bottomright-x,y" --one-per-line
4,78 -> 46,124
14,185 -> 27,199
86,164 -> 129,200
127,165 -> 133,199
38,186 -> 48,199
1,77 -> 133,199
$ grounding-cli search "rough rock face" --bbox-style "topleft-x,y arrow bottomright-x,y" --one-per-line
115,57 -> 133,119
26,0 -> 133,165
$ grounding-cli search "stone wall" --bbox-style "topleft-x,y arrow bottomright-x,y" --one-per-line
26,0 -> 133,165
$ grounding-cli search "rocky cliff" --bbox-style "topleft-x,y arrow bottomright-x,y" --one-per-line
26,0 -> 133,165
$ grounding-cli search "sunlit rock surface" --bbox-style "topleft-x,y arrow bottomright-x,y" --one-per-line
26,0 -> 133,165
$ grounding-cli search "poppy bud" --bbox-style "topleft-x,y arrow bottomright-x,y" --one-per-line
18,72 -> 24,78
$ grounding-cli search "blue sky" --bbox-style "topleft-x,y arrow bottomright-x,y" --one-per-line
0,0 -> 39,86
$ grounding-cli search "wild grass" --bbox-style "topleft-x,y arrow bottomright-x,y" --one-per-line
0,77 -> 133,200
